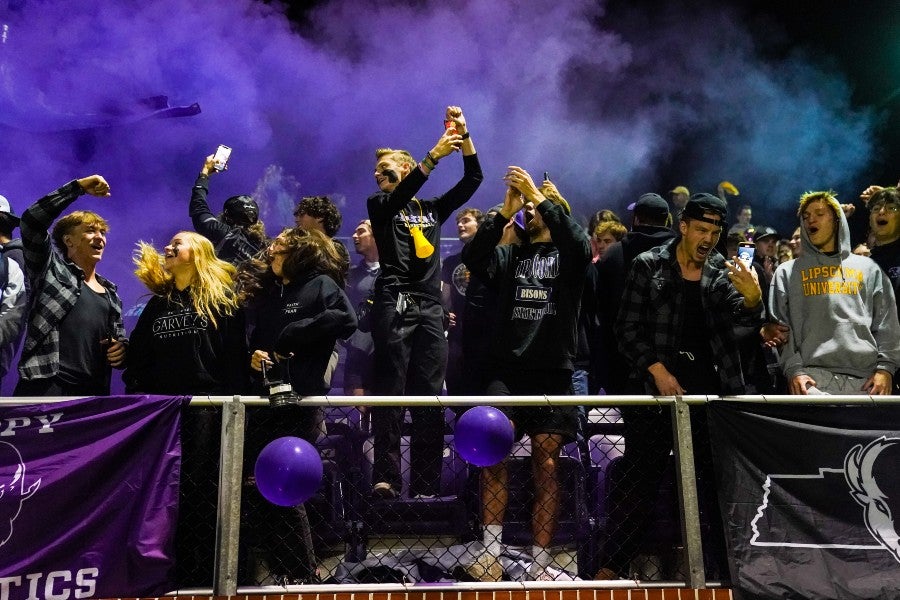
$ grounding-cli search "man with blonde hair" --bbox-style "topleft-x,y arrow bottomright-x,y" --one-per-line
367,106 -> 482,499
771,190 -> 900,395
15,175 -> 126,396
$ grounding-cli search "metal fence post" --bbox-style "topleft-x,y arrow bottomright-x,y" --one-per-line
213,395 -> 245,595
671,396 -> 706,588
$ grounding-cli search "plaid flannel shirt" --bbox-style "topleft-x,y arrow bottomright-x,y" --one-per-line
614,238 -> 763,395
17,181 -> 125,381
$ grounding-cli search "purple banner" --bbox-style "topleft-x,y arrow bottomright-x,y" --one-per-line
0,395 -> 187,600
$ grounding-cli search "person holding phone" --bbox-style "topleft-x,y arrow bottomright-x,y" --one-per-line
367,105 -> 482,500
596,193 -> 763,581
15,175 -> 127,396
190,151 -> 267,265
463,169 -> 591,580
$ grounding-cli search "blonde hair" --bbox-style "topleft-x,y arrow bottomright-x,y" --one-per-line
539,182 -> 572,215
53,211 -> 109,256
133,231 -> 239,328
798,190 -> 840,218
375,147 -> 416,170
594,220 -> 627,241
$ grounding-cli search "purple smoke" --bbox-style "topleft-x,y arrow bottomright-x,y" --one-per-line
0,0 -> 876,391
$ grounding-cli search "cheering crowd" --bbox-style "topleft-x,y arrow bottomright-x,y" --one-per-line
2,105 -> 900,583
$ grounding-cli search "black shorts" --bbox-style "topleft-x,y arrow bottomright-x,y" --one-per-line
485,368 -> 578,443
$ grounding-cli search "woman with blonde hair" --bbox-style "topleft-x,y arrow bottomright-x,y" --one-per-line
125,230 -> 249,587
124,230 -> 248,394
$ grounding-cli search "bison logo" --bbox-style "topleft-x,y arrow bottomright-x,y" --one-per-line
0,441 -> 41,546
844,436 -> 900,564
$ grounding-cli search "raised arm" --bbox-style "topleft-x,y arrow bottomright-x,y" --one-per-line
189,155 -> 231,244
20,175 -> 109,280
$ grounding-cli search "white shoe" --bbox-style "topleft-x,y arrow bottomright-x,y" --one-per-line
372,481 -> 399,499
464,552 -> 503,582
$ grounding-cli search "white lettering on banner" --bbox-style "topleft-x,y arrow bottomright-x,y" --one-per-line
45,571 -> 70,600
25,573 -> 40,600
0,569 -> 99,600
0,413 -> 64,437
73,570 -> 97,599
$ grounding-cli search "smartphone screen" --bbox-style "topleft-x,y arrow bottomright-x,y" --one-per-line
738,242 -> 755,267
213,145 -> 232,172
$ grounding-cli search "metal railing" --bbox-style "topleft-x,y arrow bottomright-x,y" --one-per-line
8,393 -> 893,595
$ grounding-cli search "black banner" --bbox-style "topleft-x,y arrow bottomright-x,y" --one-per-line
709,402 -> 900,599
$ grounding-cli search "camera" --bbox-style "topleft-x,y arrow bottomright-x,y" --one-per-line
261,357 -> 300,408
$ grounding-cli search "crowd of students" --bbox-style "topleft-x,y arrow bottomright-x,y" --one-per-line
2,104 -> 900,584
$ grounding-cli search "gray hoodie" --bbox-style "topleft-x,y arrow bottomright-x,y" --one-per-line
770,197 -> 900,381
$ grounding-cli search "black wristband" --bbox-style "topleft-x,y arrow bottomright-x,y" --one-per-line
427,151 -> 439,165
460,132 -> 470,140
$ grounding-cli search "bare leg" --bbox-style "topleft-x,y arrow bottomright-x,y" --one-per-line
531,432 -> 563,549
481,460 -> 508,527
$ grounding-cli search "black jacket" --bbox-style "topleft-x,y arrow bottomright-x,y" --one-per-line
593,225 -> 676,392
247,272 -> 357,396
190,175 -> 264,264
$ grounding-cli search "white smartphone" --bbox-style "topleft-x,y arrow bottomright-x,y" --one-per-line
737,242 -> 755,267
212,144 -> 232,172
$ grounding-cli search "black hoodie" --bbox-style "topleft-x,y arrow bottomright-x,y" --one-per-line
247,272 -> 357,396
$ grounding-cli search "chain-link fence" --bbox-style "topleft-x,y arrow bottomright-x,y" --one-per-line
177,396 -> 721,593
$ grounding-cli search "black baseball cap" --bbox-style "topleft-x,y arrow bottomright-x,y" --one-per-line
629,193 -> 670,219
753,225 -> 779,241
682,193 -> 727,227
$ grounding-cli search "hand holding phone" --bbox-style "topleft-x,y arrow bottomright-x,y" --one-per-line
212,144 -> 232,172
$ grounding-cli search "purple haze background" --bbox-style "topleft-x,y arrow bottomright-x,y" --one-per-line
0,0 -> 878,391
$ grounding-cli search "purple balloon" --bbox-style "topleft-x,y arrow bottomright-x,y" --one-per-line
254,436 -> 323,506
454,406 -> 515,467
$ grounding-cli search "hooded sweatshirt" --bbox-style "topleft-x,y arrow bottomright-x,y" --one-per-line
770,197 -> 900,380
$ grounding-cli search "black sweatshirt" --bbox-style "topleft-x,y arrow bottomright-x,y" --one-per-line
124,288 -> 249,395
462,201 -> 591,371
367,153 -> 483,299
247,272 -> 357,396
